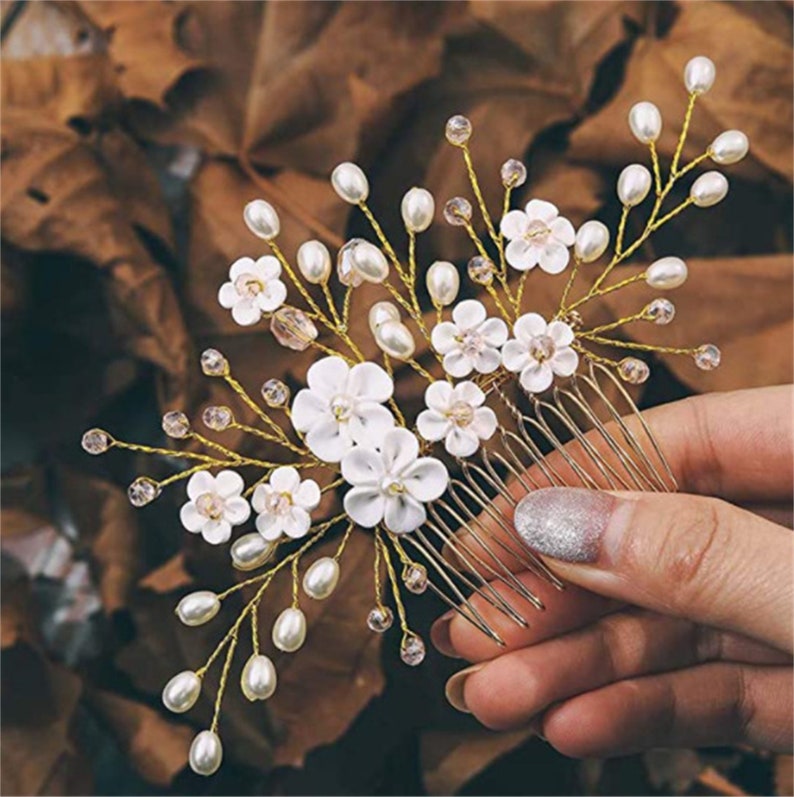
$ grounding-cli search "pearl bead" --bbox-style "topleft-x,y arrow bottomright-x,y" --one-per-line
272,607 -> 307,653
690,171 -> 729,207
351,241 -> 389,283
331,162 -> 369,204
175,591 -> 220,626
296,240 -> 332,284
426,261 -> 460,306
645,256 -> 688,289
243,200 -> 280,240
368,301 -> 400,334
374,320 -> 416,361
617,164 -> 652,207
162,670 -> 201,713
401,187 -> 435,233
230,533 -> 275,571
574,221 -> 610,263
684,56 -> 716,94
240,654 -> 277,701
710,130 -> 749,165
189,730 -> 223,776
302,557 -> 340,600
628,101 -> 662,144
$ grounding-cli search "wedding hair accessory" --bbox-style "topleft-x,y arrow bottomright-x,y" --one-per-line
82,55 -> 746,775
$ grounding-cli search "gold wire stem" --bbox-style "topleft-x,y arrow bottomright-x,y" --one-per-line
376,528 -> 409,633
321,282 -> 344,329
158,463 -> 216,488
671,92 -> 698,176
111,440 -> 223,465
578,310 -> 647,336
268,240 -> 333,330
408,229 -> 417,286
223,375 -> 290,443
577,334 -> 698,355
462,221 -> 516,311
334,522 -> 356,560
251,600 -> 260,655
675,151 -> 710,180
405,357 -> 436,384
210,631 -> 238,733
372,529 -> 384,607
514,269 -> 530,313
484,282 -> 514,324
649,141 -> 663,195
615,205 -> 630,257
229,422 -> 309,458
187,432 -> 247,462
650,196 -> 695,229
502,185 -> 513,225
461,145 -> 502,257
291,556 -> 300,607
342,285 -> 354,328
381,355 -> 408,427
559,258 -> 581,310
572,343 -> 621,368
358,201 -> 407,280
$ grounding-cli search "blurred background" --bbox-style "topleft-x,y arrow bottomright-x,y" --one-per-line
1,1 -> 792,795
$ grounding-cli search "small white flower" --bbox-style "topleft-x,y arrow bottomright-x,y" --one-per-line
252,466 -> 321,541
431,300 -> 508,378
342,428 -> 448,534
417,381 -> 497,458
218,255 -> 287,326
180,470 -> 250,545
500,199 -> 575,274
291,356 -> 395,463
502,313 -> 579,394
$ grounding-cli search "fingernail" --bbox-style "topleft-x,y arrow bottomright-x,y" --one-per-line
445,663 -> 483,713
513,487 -> 616,563
430,609 -> 461,658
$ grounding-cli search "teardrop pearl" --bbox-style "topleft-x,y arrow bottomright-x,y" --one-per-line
189,730 -> 223,776
617,164 -> 652,207
684,56 -> 715,95
240,654 -> 277,701
374,321 -> 416,361
368,301 -> 400,334
710,130 -> 749,165
401,187 -> 435,233
331,162 -> 369,204
272,607 -> 307,653
628,101 -> 662,144
302,557 -> 340,600
574,221 -> 610,263
690,171 -> 729,207
426,261 -> 460,306
175,591 -> 220,626
230,533 -> 275,571
351,241 -> 389,283
243,200 -> 280,240
645,257 -> 688,290
297,240 -> 332,284
162,670 -> 201,713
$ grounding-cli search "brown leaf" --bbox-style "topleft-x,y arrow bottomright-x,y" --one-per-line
139,553 -> 193,595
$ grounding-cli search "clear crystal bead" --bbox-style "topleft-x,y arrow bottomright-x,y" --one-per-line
528,334 -> 556,363
402,563 -> 428,595
336,239 -> 366,287
694,344 -> 721,370
467,255 -> 495,286
445,115 -> 472,146
500,158 -> 527,188
400,633 -> 426,666
200,349 -> 228,377
443,197 -> 473,226
261,379 -> 290,408
82,428 -> 111,455
202,405 -> 233,431
128,477 -> 161,507
617,357 -> 650,385
366,606 -> 394,633
162,411 -> 190,439
270,307 -> 318,351
644,298 -> 676,325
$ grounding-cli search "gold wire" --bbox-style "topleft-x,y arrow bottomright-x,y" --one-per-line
461,145 -> 501,254
380,355 -> 407,427
572,343 -> 620,368
291,556 -> 300,608
577,334 -> 698,355
373,528 -> 384,608
671,92 -> 698,175
210,631 -> 238,733
615,205 -> 630,257
358,201 -> 406,279
408,229 -> 417,285
229,422 -> 311,458
223,375 -> 291,443
377,529 -> 409,633
578,310 -> 647,336
157,463 -> 215,488
559,257 -> 581,310
268,240 -> 333,329
321,282 -> 344,328
461,221 -> 516,314
334,522 -> 356,560
251,600 -> 260,655
112,439 -> 222,465
649,141 -> 663,195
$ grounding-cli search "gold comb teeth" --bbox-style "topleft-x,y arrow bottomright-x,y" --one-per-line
82,53 -> 744,775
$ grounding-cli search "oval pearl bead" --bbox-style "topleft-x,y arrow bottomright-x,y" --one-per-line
368,301 -> 400,333
302,557 -> 340,600
331,162 -> 369,204
645,257 -> 688,290
243,199 -> 280,240
296,240 -> 332,284
690,171 -> 729,207
426,261 -> 460,306
374,321 -> 416,361
230,533 -> 275,571
617,164 -> 652,207
175,591 -> 220,627
240,654 -> 277,701
684,56 -> 716,94
628,101 -> 662,144
272,607 -> 307,653
162,670 -> 201,714
351,241 -> 389,283
574,221 -> 610,263
401,187 -> 435,233
710,130 -> 749,165
189,730 -> 223,776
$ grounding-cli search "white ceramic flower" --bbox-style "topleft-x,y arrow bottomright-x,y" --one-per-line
291,356 -> 395,462
417,381 -> 497,458
500,200 -> 576,274
251,466 -> 321,541
430,300 -> 508,377
502,313 -> 579,394
180,470 -> 251,545
341,428 -> 448,534
218,255 -> 288,326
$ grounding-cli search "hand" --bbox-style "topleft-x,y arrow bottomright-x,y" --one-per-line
431,385 -> 793,757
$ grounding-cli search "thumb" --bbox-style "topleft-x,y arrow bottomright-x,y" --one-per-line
514,487 -> 793,653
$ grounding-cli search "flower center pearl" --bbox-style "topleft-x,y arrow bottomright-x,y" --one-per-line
380,476 -> 405,496
447,400 -> 474,427
265,491 -> 292,515
195,492 -> 225,520
234,273 -> 264,298
330,394 -> 355,422
458,329 -> 484,358
524,219 -> 551,244
528,334 -> 556,363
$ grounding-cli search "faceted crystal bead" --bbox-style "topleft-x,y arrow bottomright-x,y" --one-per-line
694,344 -> 721,370
500,158 -> 527,188
128,477 -> 161,507
366,606 -> 394,633
617,357 -> 650,385
200,349 -> 228,377
162,411 -> 190,439
445,115 -> 472,146
443,197 -> 472,226
82,428 -> 111,455
400,633 -> 426,666
202,405 -> 233,431
403,563 -> 428,594
270,307 -> 318,351
644,298 -> 676,325
261,378 -> 290,408
467,255 -> 495,286
336,239 -> 366,287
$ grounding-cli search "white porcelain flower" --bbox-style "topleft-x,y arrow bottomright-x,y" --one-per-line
430,300 -> 508,377
341,428 -> 448,534
417,381 -> 497,458
251,466 -> 321,541
500,200 -> 575,274
502,313 -> 579,394
218,255 -> 287,326
291,356 -> 395,462
180,470 -> 251,544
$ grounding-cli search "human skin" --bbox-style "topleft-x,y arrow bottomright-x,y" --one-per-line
430,385 -> 794,757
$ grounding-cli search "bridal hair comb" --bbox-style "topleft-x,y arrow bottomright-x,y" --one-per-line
82,55 -> 747,775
